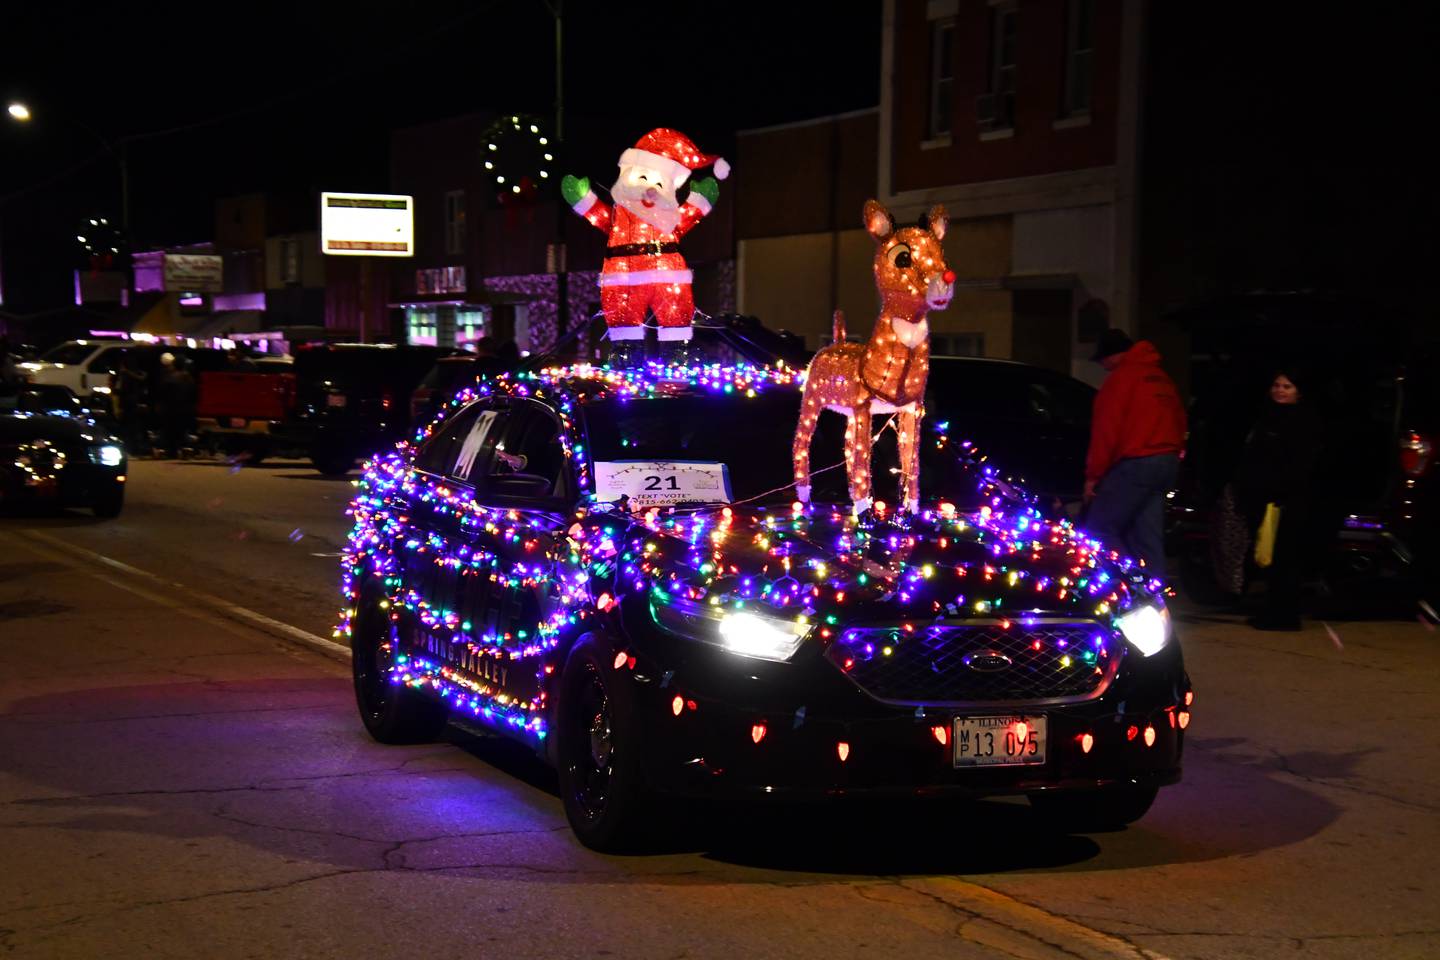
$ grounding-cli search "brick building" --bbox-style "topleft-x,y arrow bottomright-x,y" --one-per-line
881,0 -> 1142,382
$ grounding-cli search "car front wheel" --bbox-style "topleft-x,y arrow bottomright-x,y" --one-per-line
351,581 -> 446,744
1028,784 -> 1159,832
91,483 -> 125,518
313,451 -> 355,476
556,638 -> 654,852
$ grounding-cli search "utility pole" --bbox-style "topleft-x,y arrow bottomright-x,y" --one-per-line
543,0 -> 569,354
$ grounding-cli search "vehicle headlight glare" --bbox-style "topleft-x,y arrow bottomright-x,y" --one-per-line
652,599 -> 809,663
717,611 -> 809,662
96,444 -> 124,467
1117,604 -> 1171,657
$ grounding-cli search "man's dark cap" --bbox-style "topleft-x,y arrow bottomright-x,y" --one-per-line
1091,328 -> 1134,362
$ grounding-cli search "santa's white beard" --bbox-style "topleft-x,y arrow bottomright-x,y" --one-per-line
611,178 -> 683,234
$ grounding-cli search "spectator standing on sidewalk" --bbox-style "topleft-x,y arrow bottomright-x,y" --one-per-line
1235,368 -> 1324,631
1084,329 -> 1188,580
154,353 -> 197,459
113,353 -> 150,451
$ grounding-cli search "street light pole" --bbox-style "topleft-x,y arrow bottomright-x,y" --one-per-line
542,0 -> 569,354
7,102 -> 130,235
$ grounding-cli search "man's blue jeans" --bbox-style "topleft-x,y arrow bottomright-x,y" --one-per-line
1087,453 -> 1179,581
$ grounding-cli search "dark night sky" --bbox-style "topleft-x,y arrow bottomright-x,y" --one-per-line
1,1 -> 882,311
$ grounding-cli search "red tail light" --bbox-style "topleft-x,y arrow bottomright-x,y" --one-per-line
1400,431 -> 1435,479
382,386 -> 394,410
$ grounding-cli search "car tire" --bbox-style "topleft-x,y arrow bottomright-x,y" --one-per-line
351,581 -> 447,744
1028,784 -> 1159,831
91,484 -> 125,519
312,452 -> 355,476
556,637 -> 655,852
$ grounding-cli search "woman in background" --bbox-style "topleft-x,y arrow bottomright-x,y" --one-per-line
1236,368 -> 1325,630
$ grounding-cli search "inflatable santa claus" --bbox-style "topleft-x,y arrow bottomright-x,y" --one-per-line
561,128 -> 728,360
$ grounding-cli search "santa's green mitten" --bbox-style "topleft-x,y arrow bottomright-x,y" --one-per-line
689,176 -> 719,208
561,175 -> 590,207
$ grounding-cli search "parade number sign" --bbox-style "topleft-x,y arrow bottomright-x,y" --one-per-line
594,460 -> 731,509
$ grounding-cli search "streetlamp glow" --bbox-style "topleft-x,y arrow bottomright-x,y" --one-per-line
7,102 -> 31,122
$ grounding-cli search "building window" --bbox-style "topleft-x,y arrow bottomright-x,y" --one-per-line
1062,0 -> 1094,118
978,2 -> 1018,132
406,308 -> 438,347
927,18 -> 955,140
456,307 -> 488,351
280,238 -> 300,285
444,190 -> 466,256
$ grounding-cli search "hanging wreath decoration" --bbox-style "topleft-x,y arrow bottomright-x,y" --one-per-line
483,114 -> 555,208
75,216 -> 127,274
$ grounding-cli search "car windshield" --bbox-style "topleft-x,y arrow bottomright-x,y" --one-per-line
38,343 -> 95,365
582,391 -> 995,509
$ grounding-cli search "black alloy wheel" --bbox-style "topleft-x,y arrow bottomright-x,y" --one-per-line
312,451 -> 356,477
1028,784 -> 1160,832
557,639 -> 652,852
351,581 -> 447,744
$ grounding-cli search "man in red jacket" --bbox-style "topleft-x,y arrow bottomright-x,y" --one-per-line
1084,329 -> 1187,580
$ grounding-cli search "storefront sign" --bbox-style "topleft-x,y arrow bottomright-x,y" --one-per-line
163,254 -> 224,293
321,192 -> 414,257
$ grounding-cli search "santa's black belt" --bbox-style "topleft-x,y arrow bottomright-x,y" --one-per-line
606,242 -> 681,258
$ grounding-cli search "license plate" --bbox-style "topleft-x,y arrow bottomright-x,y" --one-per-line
228,417 -> 247,428
953,714 -> 1047,768
326,394 -> 347,408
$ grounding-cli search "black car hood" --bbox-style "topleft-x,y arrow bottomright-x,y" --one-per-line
581,499 -> 1159,630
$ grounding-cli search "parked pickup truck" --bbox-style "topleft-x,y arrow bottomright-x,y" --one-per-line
195,358 -> 298,464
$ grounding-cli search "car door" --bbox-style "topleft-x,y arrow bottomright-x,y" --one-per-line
400,399 -> 509,668
459,397 -> 575,716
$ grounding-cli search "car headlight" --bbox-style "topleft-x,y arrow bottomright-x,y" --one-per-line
652,598 -> 811,662
1116,604 -> 1171,657
92,444 -> 124,467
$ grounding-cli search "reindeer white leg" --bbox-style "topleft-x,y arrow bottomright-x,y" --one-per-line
898,407 -> 922,513
844,399 -> 874,515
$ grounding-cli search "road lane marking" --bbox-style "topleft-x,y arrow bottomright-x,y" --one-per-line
19,530 -> 351,662
911,877 -> 1174,960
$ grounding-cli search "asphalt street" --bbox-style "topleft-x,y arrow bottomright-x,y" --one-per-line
1,457 -> 1438,959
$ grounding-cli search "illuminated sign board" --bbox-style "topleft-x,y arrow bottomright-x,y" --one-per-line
320,192 -> 414,257
163,254 -> 224,292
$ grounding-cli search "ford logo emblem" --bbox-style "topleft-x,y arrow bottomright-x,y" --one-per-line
964,651 -> 1013,673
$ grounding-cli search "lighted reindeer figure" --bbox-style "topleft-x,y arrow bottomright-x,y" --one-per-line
793,199 -> 954,514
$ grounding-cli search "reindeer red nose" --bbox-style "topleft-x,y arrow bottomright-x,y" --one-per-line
942,270 -> 956,284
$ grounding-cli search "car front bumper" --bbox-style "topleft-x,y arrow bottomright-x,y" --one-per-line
618,605 -> 1190,800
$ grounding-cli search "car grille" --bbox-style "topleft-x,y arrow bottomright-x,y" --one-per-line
827,620 -> 1121,705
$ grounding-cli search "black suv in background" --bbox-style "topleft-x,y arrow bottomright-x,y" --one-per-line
926,356 -> 1096,512
1165,293 -> 1438,610
278,344 -> 463,475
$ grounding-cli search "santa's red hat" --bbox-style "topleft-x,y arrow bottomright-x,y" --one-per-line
618,128 -> 729,186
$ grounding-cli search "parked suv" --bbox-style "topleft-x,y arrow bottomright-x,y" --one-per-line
276,343 -> 464,475
20,338 -> 133,405
1165,293 -> 1437,610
